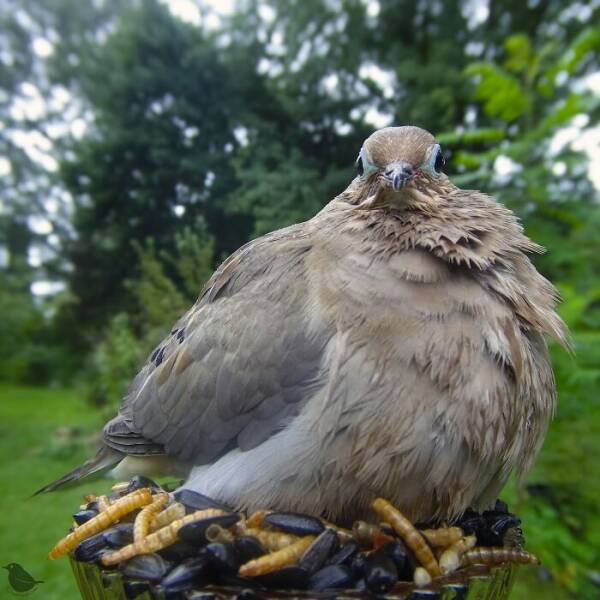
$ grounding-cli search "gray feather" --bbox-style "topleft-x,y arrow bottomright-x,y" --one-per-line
33,445 -> 122,494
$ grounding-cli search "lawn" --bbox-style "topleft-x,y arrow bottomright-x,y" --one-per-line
0,384 -> 105,599
0,383 -> 596,599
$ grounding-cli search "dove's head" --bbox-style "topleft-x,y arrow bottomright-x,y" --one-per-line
353,126 -> 449,210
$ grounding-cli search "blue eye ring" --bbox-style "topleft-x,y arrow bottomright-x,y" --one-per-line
423,143 -> 444,176
356,147 -> 378,179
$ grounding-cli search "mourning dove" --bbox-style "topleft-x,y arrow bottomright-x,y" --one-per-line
38,126 -> 568,523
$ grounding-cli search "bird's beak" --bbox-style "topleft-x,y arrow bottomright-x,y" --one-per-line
382,161 -> 414,191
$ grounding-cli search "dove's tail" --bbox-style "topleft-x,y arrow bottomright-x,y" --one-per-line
33,445 -> 123,495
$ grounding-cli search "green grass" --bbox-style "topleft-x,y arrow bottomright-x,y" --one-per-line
0,383 -> 597,599
0,384 -> 105,599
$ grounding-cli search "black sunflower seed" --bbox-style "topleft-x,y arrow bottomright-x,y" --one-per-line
202,542 -> 238,574
103,523 -> 134,548
309,564 -> 354,591
160,556 -> 210,593
73,533 -> 108,562
256,566 -> 310,590
73,509 -> 97,525
298,529 -> 339,573
327,539 -> 359,566
173,489 -> 231,512
121,553 -> 171,581
364,548 -> 398,594
233,536 -> 267,564
178,514 -> 240,546
264,512 -> 325,536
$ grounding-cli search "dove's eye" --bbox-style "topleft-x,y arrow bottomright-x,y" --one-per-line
356,148 -> 378,179
424,143 -> 445,176
434,147 -> 445,173
356,156 -> 364,177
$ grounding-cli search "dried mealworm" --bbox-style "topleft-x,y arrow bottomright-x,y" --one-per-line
205,523 -> 234,544
49,488 -> 153,559
239,535 -> 316,577
111,481 -> 130,494
372,498 -> 441,577
439,535 -> 477,574
235,526 -> 302,552
96,495 -> 111,512
352,520 -> 393,548
149,502 -> 186,532
101,508 -> 225,566
246,510 -> 271,528
414,566 -> 432,587
420,526 -> 464,547
461,547 -> 540,567
133,493 -> 169,543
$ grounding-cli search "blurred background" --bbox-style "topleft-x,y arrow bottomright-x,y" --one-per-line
0,0 -> 598,598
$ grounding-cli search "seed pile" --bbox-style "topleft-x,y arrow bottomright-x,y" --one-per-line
50,476 -> 539,598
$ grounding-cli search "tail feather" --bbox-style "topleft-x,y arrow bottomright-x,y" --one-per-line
33,445 -> 123,495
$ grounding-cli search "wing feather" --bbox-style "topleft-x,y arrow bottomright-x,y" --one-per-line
103,223 -> 332,464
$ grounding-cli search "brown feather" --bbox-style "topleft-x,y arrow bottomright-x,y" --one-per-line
39,126 -> 567,525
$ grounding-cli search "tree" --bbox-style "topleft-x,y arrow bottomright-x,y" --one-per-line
60,0 -> 275,336
444,3 -> 600,594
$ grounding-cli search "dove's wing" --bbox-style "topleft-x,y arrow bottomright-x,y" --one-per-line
103,223 -> 332,464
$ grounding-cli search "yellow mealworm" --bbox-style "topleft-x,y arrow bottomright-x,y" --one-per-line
236,527 -> 302,552
352,521 -> 394,548
205,523 -> 234,544
373,498 -> 441,577
111,481 -> 130,494
439,535 -> 477,574
246,510 -> 271,528
101,508 -> 226,566
239,536 -> 316,577
461,547 -> 540,567
420,526 -> 464,547
133,493 -> 169,543
414,566 -> 432,588
97,495 -> 111,512
149,502 -> 186,532
49,488 -> 153,560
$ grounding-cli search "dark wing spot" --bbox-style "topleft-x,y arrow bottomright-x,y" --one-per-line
154,347 -> 166,366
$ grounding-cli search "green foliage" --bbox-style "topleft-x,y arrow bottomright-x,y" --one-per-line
447,8 -> 600,594
466,62 -> 532,122
0,271 -> 69,384
85,313 -> 142,411
128,241 -> 188,330
228,142 -> 346,236
171,224 -> 215,299
85,224 -> 213,411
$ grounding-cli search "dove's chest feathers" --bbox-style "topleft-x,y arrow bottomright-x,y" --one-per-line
306,206 -> 555,472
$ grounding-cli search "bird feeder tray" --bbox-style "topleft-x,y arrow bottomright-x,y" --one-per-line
69,555 -> 517,599
55,481 -> 531,600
